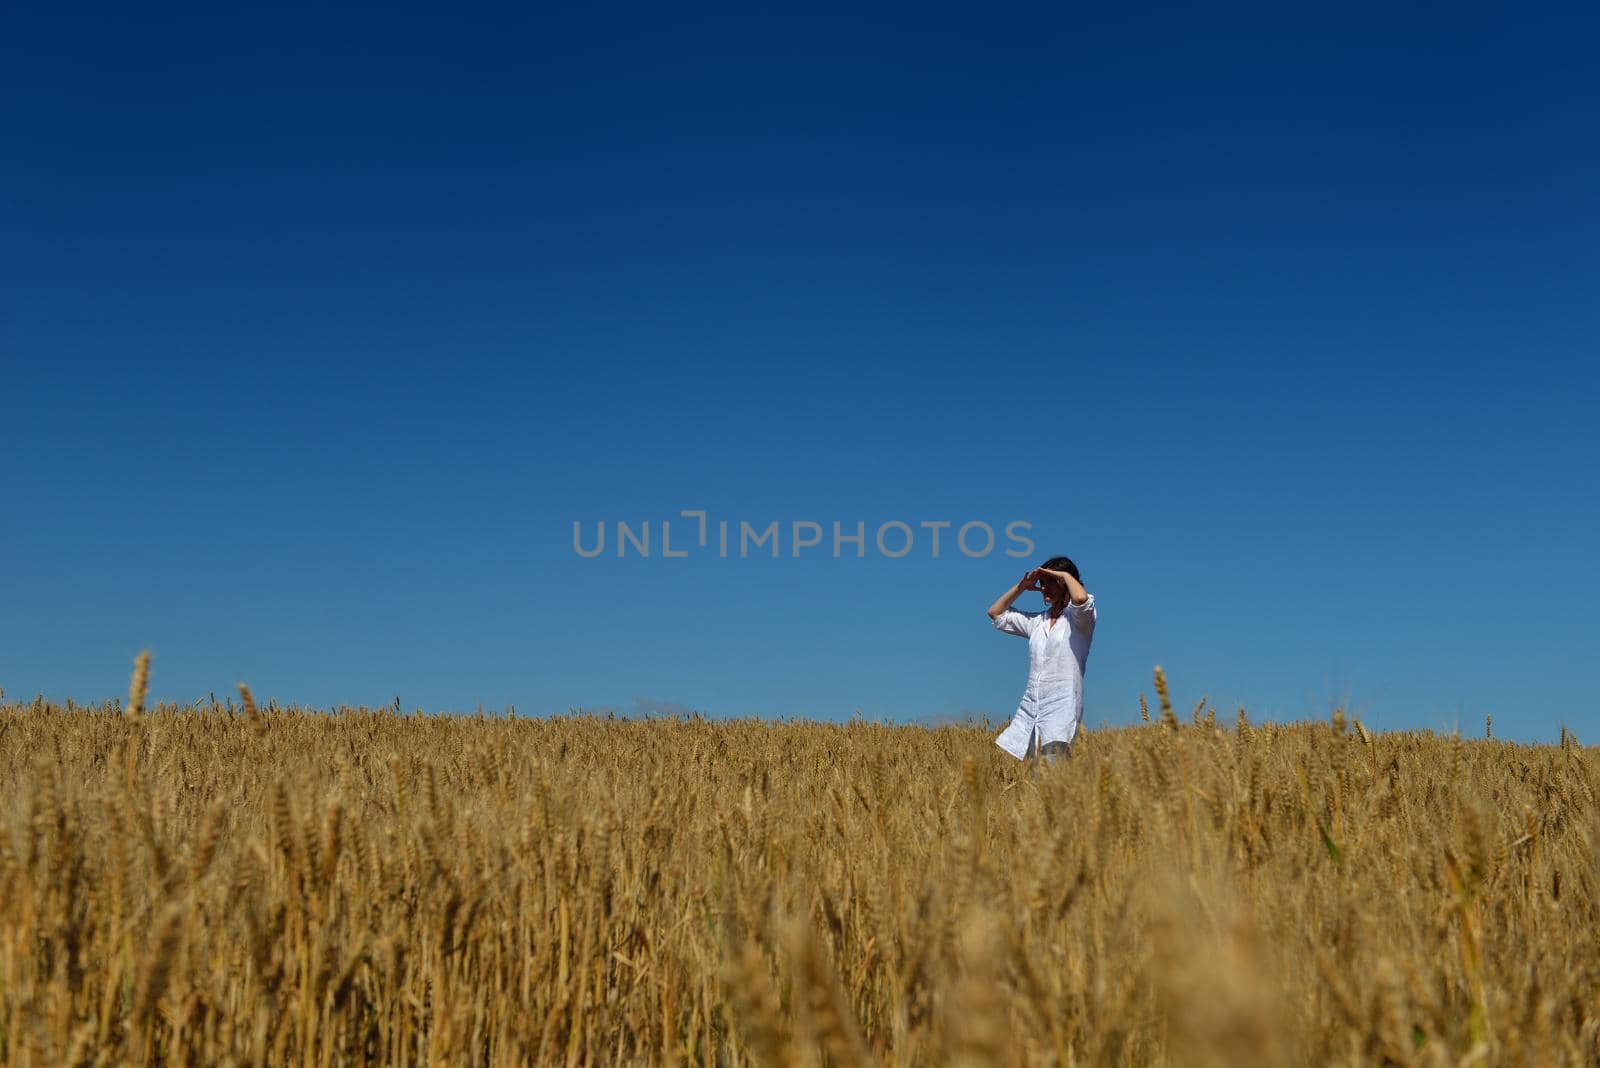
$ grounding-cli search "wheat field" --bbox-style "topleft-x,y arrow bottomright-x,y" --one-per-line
1,662 -> 1597,1066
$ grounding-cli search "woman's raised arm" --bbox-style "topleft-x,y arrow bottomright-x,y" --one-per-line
1040,568 -> 1090,607
987,570 -> 1040,620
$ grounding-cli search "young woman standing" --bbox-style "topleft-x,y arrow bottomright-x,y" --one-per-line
986,556 -> 1098,763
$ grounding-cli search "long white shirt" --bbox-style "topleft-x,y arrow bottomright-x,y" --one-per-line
990,594 -> 1097,760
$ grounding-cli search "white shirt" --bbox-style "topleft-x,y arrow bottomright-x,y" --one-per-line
989,594 -> 1097,760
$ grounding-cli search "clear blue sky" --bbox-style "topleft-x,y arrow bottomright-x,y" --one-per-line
4,4 -> 1596,742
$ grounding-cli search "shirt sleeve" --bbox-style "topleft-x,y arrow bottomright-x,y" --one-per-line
1068,593 -> 1097,635
990,608 -> 1036,638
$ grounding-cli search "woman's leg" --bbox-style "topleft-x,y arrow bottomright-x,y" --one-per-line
1040,739 -> 1071,765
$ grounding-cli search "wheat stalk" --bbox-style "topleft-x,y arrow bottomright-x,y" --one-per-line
127,649 -> 151,720
239,681 -> 265,736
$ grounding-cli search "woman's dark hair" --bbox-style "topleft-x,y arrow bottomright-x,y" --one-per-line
1041,556 -> 1080,581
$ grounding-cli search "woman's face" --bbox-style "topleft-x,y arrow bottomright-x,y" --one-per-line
1038,574 -> 1065,604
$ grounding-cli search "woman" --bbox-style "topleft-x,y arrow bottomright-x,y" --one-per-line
986,556 -> 1098,763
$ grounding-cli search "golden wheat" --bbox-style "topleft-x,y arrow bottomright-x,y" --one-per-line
0,664 -> 1597,1065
